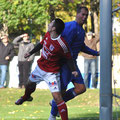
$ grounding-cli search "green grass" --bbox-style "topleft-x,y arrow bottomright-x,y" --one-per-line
0,88 -> 120,120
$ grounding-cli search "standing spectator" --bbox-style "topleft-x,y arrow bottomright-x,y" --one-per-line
13,33 -> 35,88
82,32 -> 99,88
0,35 -> 15,88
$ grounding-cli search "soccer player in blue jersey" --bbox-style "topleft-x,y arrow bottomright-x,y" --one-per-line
48,6 -> 99,120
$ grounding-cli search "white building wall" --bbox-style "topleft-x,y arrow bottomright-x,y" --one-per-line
8,55 -> 120,88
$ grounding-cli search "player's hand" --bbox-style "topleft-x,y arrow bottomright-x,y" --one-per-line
24,53 -> 30,58
72,71 -> 78,77
97,51 -> 100,56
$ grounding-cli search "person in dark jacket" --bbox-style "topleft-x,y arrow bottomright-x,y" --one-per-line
0,35 -> 15,88
13,33 -> 35,88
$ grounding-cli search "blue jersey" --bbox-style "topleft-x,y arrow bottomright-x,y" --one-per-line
62,21 -> 98,60
61,21 -> 98,90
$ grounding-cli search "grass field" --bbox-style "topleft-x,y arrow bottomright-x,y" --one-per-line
0,88 -> 120,120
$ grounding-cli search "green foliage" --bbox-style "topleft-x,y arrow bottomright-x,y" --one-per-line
112,0 -> 120,54
0,0 -> 50,36
0,0 -> 119,54
112,35 -> 120,54
0,0 -> 94,36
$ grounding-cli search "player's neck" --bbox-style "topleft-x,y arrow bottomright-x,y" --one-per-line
50,32 -> 59,39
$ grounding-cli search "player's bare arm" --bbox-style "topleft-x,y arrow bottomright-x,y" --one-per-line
24,43 -> 43,58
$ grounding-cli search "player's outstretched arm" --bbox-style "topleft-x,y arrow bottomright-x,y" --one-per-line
97,51 -> 100,56
24,43 -> 43,59
24,53 -> 31,58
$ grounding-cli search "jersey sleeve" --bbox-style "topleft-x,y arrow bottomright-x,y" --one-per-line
81,43 -> 98,56
58,37 -> 72,60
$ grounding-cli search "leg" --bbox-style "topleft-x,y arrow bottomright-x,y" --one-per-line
18,62 -> 24,88
24,80 -> 36,98
64,64 -> 86,97
50,83 -> 86,118
23,61 -> 31,87
50,64 -> 86,117
90,59 -> 97,88
44,71 -> 68,120
52,92 -> 68,120
84,59 -> 90,88
0,65 -> 8,88
15,65 -> 41,105
72,83 -> 86,95
5,66 -> 9,88
15,80 -> 36,105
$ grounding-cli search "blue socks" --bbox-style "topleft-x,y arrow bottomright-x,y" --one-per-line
51,88 -> 77,116
63,88 -> 77,102
51,100 -> 58,116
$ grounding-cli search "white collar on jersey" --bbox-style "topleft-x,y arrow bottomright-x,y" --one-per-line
51,35 -> 61,40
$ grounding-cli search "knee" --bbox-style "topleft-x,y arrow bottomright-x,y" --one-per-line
26,81 -> 36,90
74,84 -> 86,95
27,80 -> 36,86
53,93 -> 63,104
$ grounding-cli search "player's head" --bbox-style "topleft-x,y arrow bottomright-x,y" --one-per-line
53,18 -> 65,35
76,6 -> 88,26
48,18 -> 65,35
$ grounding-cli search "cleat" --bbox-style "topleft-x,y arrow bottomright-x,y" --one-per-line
48,113 -> 56,120
15,96 -> 33,105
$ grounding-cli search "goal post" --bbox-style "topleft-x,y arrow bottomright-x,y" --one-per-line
100,0 -> 112,120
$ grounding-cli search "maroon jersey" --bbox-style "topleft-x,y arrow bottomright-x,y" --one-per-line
37,32 -> 72,73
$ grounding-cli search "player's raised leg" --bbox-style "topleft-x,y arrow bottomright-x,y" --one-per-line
15,81 -> 36,105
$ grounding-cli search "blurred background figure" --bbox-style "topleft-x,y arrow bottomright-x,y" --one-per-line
13,33 -> 35,88
82,32 -> 99,89
0,35 -> 15,88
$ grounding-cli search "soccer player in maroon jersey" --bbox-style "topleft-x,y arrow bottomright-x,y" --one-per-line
15,18 -> 78,120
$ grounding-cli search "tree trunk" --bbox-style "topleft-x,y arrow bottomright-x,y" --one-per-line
90,12 -> 94,33
93,11 -> 99,34
49,5 -> 55,22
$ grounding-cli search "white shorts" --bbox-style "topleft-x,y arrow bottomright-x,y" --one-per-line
29,65 -> 61,93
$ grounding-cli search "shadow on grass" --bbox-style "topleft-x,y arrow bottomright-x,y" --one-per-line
69,118 -> 98,120
69,110 -> 120,120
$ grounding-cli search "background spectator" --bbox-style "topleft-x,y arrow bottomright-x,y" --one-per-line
82,32 -> 99,88
0,35 -> 15,88
13,33 -> 35,88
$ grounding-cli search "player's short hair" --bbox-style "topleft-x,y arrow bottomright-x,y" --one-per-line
53,18 -> 65,35
77,6 -> 88,14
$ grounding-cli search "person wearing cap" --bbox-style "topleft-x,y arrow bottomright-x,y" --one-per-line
82,32 -> 99,88
13,33 -> 35,88
0,35 -> 15,88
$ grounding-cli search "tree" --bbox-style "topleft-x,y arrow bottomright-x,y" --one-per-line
0,0 -> 50,38
0,0 -> 100,42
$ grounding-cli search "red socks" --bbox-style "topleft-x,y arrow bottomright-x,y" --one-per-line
57,101 -> 68,120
